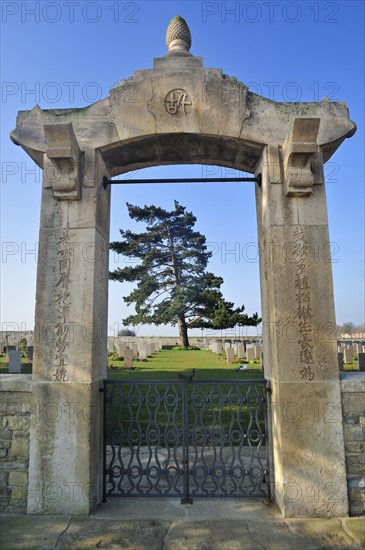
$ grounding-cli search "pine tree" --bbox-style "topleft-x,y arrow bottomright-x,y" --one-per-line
110,201 -> 260,346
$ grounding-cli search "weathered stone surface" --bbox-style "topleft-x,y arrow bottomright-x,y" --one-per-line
28,381 -> 103,514
341,372 -> 365,516
271,380 -> 348,517
10,433 -> 29,458
0,377 -> 32,513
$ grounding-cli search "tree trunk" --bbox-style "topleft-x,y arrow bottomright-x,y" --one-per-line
178,315 -> 190,347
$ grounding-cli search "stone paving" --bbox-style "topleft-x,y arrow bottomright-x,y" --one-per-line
1,500 -> 364,549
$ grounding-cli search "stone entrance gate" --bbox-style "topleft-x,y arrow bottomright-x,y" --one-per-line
10,16 -> 356,516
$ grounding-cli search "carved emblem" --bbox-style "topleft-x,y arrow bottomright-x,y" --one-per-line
164,89 -> 192,115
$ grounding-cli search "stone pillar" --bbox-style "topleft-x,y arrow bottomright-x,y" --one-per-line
255,138 -> 349,517
28,144 -> 110,514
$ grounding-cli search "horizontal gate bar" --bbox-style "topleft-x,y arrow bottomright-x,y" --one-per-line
103,174 -> 261,189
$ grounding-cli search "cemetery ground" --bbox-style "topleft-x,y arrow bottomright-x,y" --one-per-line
107,349 -> 263,381
0,348 -> 361,376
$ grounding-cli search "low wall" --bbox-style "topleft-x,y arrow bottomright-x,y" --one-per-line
0,375 -> 32,513
340,372 -> 365,516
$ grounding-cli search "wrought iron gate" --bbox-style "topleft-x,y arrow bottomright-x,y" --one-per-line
102,378 -> 270,502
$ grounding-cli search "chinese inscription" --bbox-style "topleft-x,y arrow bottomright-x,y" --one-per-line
164,89 -> 192,115
293,227 -> 315,381
52,229 -> 73,382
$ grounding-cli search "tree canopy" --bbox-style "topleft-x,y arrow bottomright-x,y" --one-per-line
109,201 -> 260,346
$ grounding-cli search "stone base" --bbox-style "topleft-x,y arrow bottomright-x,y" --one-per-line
269,379 -> 349,517
27,380 -> 103,514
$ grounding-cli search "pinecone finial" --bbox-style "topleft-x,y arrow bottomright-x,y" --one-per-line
166,16 -> 192,52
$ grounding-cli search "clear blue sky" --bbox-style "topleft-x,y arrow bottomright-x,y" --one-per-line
1,0 -> 364,337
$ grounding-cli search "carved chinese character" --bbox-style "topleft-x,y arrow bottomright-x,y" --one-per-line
300,366 -> 315,381
164,89 -> 192,115
53,366 -> 69,382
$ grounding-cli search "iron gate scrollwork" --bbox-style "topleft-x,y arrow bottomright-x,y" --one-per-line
102,379 -> 270,502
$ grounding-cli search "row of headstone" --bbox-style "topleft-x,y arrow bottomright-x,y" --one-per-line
107,338 -> 163,358
0,334 -> 35,352
213,342 -> 262,363
338,352 -> 365,371
338,344 -> 365,356
211,342 -> 262,357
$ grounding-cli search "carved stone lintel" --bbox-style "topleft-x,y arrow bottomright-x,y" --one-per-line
44,123 -> 81,200
282,118 -> 320,197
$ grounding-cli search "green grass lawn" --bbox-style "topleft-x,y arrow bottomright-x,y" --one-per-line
107,349 -> 263,381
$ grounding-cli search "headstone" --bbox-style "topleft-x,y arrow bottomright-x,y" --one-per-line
226,347 -> 234,363
355,344 -> 362,355
338,352 -> 344,371
150,343 -> 156,354
132,344 -> 138,357
8,350 -> 22,373
124,348 -> 133,368
145,343 -> 152,357
224,342 -> 231,350
139,346 -> 147,360
27,346 -> 34,362
116,342 -> 125,356
358,353 -> 365,372
211,342 -> 222,354
254,344 -> 262,358
107,338 -> 115,354
237,344 -> 245,358
246,347 -> 255,361
344,348 -> 353,364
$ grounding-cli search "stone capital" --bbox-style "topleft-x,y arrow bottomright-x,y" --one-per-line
44,123 -> 81,200
282,118 -> 321,197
